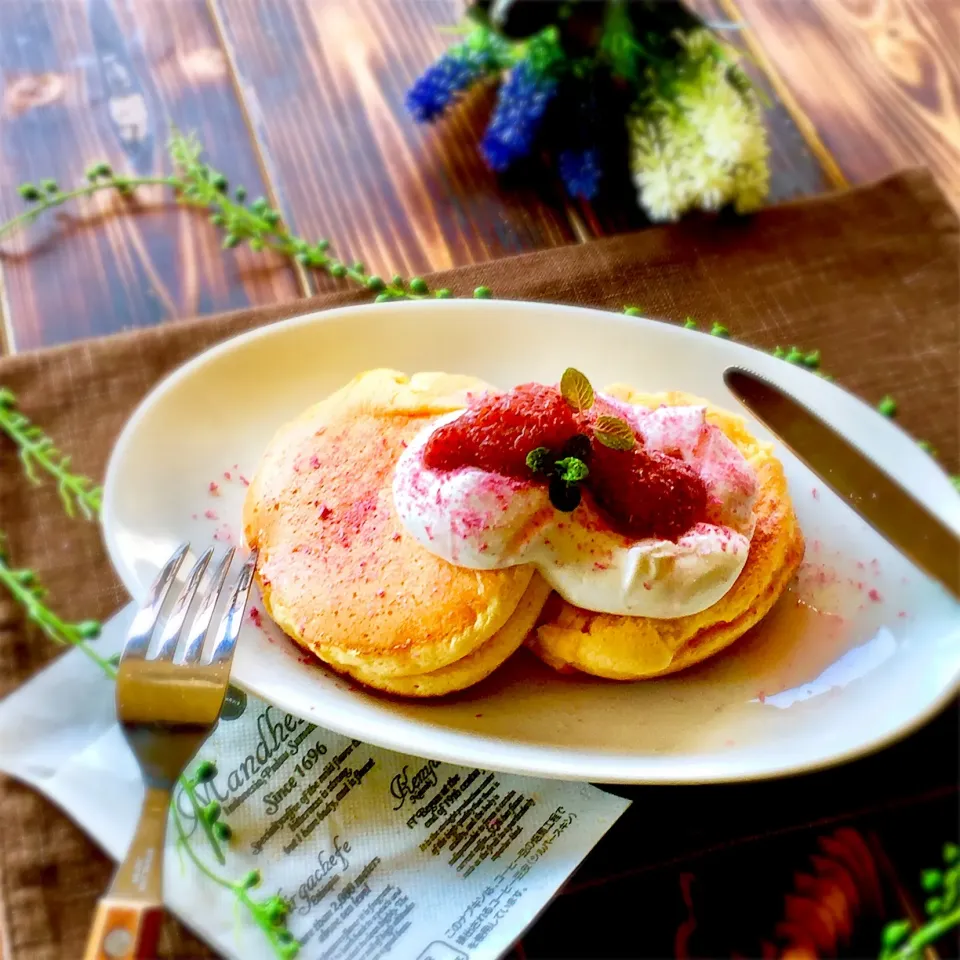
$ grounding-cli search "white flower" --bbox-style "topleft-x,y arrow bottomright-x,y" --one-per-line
733,115 -> 771,213
632,134 -> 691,222
684,151 -> 735,211
636,166 -> 685,221
679,56 -> 764,169
630,111 -> 701,222
737,116 -> 770,166
628,28 -> 771,221
700,100 -> 755,168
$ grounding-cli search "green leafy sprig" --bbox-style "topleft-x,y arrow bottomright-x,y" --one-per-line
0,389 -> 102,519
0,538 -> 112,675
175,761 -> 296,956
181,760 -> 230,866
172,787 -> 297,959
881,842 -> 960,960
0,133 -> 493,306
3,169 -> 177,239
557,367 -> 635,451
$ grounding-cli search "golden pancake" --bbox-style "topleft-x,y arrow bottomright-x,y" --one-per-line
529,388 -> 804,680
331,573 -> 552,697
243,369 -> 540,685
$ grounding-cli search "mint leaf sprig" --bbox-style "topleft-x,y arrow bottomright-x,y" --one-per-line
558,367 -> 635,450
594,414 -> 635,451
526,443 -> 590,512
0,389 -> 102,519
526,367 -> 637,512
559,366 -> 594,413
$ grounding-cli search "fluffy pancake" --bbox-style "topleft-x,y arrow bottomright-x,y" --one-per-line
529,388 -> 804,680
331,573 -> 552,697
243,369 -> 542,689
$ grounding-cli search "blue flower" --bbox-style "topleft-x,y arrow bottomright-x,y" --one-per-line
558,148 -> 602,199
481,61 -> 557,172
406,50 -> 492,123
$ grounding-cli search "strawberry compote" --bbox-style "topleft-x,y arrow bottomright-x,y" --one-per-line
424,383 -> 579,479
590,444 -> 707,541
422,383 -> 708,542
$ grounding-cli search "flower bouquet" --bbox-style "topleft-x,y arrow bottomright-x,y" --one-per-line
406,0 -> 770,222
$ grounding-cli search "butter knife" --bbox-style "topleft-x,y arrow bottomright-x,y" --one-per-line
723,366 -> 960,600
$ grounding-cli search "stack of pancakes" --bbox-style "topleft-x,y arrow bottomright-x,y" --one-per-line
243,370 -> 803,697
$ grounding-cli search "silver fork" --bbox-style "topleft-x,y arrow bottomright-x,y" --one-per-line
83,542 -> 257,960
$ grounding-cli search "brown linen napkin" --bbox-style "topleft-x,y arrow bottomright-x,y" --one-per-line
0,169 -> 956,959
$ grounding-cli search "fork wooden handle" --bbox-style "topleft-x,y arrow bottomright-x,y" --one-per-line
83,899 -> 163,960
85,786 -> 169,960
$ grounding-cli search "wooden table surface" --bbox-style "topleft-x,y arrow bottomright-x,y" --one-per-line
0,0 -> 957,353
0,2 -> 958,959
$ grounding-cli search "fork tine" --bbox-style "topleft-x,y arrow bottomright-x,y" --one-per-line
209,548 -> 258,665
122,543 -> 190,660
152,547 -> 214,661
180,548 -> 235,663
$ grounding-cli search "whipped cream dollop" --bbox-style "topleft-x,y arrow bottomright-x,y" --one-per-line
392,397 -> 759,618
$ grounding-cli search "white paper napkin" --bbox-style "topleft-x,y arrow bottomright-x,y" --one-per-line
0,606 -> 630,960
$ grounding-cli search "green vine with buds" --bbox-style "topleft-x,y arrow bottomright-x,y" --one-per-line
175,762 -> 297,957
881,843 -> 960,960
0,539 -> 113,675
0,126 -> 953,479
0,388 -> 102,519
0,132 -> 492,305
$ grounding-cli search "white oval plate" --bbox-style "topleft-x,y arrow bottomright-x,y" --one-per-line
102,300 -> 960,783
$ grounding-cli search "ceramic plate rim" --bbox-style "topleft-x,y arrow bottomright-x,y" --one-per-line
102,299 -> 960,784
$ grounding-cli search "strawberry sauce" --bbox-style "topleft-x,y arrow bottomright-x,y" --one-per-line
422,383 -> 708,542
424,383 -> 578,478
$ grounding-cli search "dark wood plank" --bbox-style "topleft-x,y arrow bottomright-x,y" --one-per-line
208,0 -> 577,289
729,0 -> 960,207
0,0 -> 301,352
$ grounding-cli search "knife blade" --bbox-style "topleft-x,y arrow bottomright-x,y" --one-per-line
723,366 -> 960,600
